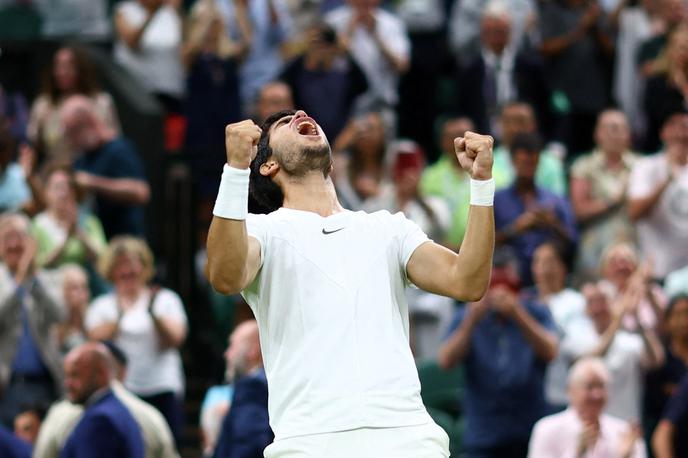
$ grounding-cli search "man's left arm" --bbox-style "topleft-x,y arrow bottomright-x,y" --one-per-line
407,132 -> 495,302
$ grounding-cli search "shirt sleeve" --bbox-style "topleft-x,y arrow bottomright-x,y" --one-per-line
394,212 -> 430,285
662,376 -> 688,426
628,157 -> 660,199
245,214 -> 270,270
152,289 -> 188,327
84,296 -> 119,330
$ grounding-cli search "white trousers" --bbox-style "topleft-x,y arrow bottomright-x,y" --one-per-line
263,421 -> 450,458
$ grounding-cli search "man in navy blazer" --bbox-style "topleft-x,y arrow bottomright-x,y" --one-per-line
213,320 -> 273,458
59,342 -> 144,458
0,425 -> 31,458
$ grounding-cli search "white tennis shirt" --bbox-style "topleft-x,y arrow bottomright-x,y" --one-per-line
243,208 -> 433,439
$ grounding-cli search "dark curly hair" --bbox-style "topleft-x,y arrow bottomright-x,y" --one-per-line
248,109 -> 296,213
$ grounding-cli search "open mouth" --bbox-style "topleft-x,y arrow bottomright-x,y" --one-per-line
294,118 -> 319,136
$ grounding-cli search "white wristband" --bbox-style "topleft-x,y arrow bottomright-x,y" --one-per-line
213,164 -> 250,219
470,178 -> 495,206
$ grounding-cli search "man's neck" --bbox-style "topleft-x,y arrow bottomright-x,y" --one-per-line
515,177 -> 536,195
281,173 -> 345,217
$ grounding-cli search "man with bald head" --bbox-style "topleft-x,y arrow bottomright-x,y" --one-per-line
60,342 -> 144,458
213,320 -> 272,458
60,95 -> 150,239
529,357 -> 646,457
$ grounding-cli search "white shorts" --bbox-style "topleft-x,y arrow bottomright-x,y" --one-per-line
263,421 -> 450,458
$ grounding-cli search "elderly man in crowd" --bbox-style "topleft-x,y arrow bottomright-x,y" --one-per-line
0,212 -> 64,427
529,357 -> 646,457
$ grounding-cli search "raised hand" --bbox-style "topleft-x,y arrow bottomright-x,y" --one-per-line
225,120 -> 263,169
454,132 -> 494,181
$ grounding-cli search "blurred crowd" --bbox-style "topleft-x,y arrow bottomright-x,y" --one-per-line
0,0 -> 688,456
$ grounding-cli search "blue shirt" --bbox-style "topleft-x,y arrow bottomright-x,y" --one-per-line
662,374 -> 688,458
11,286 -> 49,376
0,163 -> 31,213
0,425 -> 31,458
494,184 -> 578,285
446,300 -> 555,449
73,138 -> 146,239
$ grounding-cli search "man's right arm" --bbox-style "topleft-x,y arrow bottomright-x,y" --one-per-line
206,121 -> 263,295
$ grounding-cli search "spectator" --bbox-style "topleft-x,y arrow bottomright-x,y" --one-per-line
387,140 -> 453,359
27,45 -> 120,163
12,405 -> 43,445
0,425 -> 31,458
183,0 -> 250,164
570,110 -> 638,281
0,83 -> 29,144
85,236 -> 188,446
448,0 -> 538,63
326,0 -> 410,113
113,0 -> 185,113
216,0 -> 292,112
528,357 -> 646,458
419,117 -> 474,247
529,241 -> 587,411
333,111 -> 395,212
280,22 -> 368,140
636,0 -> 687,78
0,119 -> 31,214
200,335 -> 234,457
652,371 -> 688,458
492,102 -> 566,196
252,81 -> 294,125
539,0 -> 614,157
562,282 -> 664,422
34,340 -> 178,458
213,320 -> 272,458
0,213 -> 64,427
455,3 -> 549,137
32,163 -> 106,271
54,264 -> 90,355
60,95 -> 150,239
438,249 -> 558,458
644,25 -> 688,153
495,132 -> 577,285
60,342 -> 144,458
628,111 -> 688,280
599,242 -> 666,332
644,295 -> 688,449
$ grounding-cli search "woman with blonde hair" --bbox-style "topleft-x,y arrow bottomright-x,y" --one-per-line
85,236 -> 187,446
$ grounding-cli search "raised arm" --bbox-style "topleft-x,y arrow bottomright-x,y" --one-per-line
407,132 -> 495,302
205,121 -> 263,295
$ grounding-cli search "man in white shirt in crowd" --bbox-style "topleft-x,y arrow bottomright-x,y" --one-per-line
528,357 -> 646,458
628,111 -> 688,279
205,109 -> 496,456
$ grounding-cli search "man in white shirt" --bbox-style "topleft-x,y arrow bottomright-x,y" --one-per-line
528,357 -> 646,458
205,109 -> 496,456
628,111 -> 688,279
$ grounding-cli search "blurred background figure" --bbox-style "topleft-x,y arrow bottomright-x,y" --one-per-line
12,404 -> 43,445
628,111 -> 688,281
0,213 -> 64,428
54,264 -> 90,355
86,236 -> 187,447
0,118 -> 32,214
60,342 -> 144,458
280,22 -> 368,141
212,320 -> 271,458
529,357 -> 646,458
438,249 -> 558,458
570,110 -> 637,281
113,0 -> 185,114
27,45 -> 120,163
252,81 -> 294,125
0,425 -> 31,458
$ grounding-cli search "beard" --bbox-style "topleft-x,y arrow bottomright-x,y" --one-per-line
279,141 -> 332,178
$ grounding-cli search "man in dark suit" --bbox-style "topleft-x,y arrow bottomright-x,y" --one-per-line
455,3 -> 549,138
59,342 -> 144,458
0,425 -> 31,458
214,320 -> 272,458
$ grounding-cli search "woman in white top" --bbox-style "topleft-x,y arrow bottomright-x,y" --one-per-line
85,236 -> 187,446
114,0 -> 185,112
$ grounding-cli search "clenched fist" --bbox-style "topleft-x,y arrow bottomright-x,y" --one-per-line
454,131 -> 494,181
225,120 -> 263,169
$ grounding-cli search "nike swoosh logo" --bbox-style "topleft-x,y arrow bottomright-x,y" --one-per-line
322,227 -> 345,235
